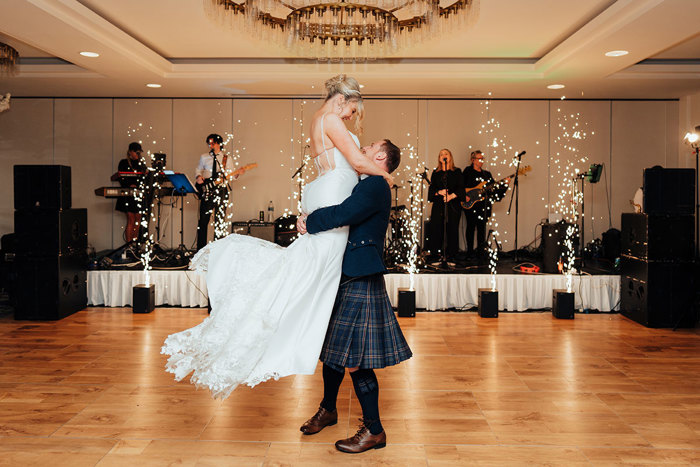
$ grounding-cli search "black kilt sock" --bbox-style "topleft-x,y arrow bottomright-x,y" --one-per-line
320,364 -> 344,412
350,369 -> 383,435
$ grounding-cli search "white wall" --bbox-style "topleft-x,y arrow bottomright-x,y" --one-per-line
0,97 -> 679,253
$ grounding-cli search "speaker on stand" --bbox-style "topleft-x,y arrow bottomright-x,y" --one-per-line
620,167 -> 696,329
13,165 -> 87,321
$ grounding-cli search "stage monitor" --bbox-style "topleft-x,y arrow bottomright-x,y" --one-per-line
587,164 -> 603,184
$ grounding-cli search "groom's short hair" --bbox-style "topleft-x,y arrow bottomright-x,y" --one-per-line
381,139 -> 401,174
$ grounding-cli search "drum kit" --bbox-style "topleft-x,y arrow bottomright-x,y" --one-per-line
384,172 -> 430,268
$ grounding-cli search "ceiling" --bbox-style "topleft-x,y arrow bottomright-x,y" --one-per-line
1,0 -> 699,99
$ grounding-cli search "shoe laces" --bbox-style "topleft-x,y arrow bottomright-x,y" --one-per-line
351,418 -> 370,440
310,407 -> 329,423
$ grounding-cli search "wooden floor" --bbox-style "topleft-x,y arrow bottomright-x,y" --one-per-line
1,309 -> 700,466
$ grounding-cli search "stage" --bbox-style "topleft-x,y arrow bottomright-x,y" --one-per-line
87,267 -> 620,312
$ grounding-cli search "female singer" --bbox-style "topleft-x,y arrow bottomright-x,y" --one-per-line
428,148 -> 464,261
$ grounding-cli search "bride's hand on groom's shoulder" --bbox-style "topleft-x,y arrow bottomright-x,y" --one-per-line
297,215 -> 308,235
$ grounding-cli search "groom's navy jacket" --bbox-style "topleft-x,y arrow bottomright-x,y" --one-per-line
306,175 -> 391,278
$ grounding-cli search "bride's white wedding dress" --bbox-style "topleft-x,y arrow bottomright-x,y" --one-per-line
161,129 -> 359,399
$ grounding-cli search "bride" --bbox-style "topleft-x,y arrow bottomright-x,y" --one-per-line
161,75 -> 394,399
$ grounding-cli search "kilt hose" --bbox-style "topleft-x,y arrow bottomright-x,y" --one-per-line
320,274 -> 412,371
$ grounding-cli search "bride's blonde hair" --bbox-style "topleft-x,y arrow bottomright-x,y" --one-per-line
325,74 -> 364,135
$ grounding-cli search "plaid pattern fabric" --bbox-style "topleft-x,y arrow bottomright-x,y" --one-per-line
320,274 -> 412,370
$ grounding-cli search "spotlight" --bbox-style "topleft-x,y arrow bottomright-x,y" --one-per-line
683,125 -> 700,149
605,50 -> 628,57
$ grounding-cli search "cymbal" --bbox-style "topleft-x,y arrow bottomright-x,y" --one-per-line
391,204 -> 407,211
392,185 -> 403,190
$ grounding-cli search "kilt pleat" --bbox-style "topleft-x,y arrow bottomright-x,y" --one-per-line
320,274 -> 412,370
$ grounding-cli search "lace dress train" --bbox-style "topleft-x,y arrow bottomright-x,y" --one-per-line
161,135 -> 359,399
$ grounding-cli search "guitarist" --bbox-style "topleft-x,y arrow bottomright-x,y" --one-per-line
462,150 -> 509,257
195,133 -> 238,251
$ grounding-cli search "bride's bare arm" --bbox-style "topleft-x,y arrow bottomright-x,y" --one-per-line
323,114 -> 394,187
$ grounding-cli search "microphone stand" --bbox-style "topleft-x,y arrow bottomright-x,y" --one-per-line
419,168 -> 430,260
576,172 -> 587,269
439,161 -> 451,270
507,151 -> 525,262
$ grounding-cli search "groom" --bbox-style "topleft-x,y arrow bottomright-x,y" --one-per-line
296,139 -> 412,453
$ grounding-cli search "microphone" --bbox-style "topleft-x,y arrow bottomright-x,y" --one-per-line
516,151 -> 526,158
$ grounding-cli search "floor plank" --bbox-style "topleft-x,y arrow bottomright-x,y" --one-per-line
1,308 -> 698,465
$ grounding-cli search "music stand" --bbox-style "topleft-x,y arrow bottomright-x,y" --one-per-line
164,171 -> 197,252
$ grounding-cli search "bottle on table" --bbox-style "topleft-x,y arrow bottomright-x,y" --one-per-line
267,200 -> 274,222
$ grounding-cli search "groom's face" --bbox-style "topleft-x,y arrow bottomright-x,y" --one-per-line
361,140 -> 387,170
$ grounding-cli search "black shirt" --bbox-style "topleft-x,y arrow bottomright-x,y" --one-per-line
463,165 -> 495,216
428,168 -> 465,215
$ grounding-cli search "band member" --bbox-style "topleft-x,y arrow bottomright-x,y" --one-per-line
195,133 -> 237,251
427,149 -> 464,261
115,142 -> 146,243
462,150 -> 502,256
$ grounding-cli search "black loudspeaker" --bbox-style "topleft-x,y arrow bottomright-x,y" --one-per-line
14,208 -> 87,257
14,254 -> 87,320
14,165 -> 72,210
552,289 -> 575,319
133,284 -> 155,314
601,228 -> 621,261
541,222 -> 578,273
397,288 -> 416,317
621,213 -> 694,261
620,255 -> 695,328
478,289 -> 498,318
643,167 -> 695,216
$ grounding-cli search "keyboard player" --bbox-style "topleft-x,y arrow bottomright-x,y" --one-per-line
114,142 -> 147,242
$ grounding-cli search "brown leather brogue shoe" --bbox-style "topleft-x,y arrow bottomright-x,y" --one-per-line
300,407 -> 337,435
335,420 -> 386,453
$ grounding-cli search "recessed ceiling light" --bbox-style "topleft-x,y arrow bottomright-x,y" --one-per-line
547,84 -> 565,90
146,83 -> 162,88
605,50 -> 629,57
80,51 -> 100,58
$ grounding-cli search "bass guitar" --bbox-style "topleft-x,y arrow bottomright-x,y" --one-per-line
197,162 -> 257,200
461,165 -> 531,210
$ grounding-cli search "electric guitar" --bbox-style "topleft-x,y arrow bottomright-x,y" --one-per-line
461,165 -> 531,210
197,162 -> 257,200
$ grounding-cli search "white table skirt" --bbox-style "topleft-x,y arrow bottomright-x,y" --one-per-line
88,270 -> 208,307
384,273 -> 619,312
88,270 -> 619,312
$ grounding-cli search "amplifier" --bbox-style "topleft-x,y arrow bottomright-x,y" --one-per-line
14,208 -> 87,257
621,213 -> 694,261
643,167 -> 695,216
620,255 -> 695,328
232,222 -> 275,243
14,254 -> 87,320
14,165 -> 71,210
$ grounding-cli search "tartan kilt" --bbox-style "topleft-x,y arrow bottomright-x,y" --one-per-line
320,274 -> 412,370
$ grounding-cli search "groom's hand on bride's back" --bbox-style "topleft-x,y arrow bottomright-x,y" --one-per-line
297,215 -> 308,235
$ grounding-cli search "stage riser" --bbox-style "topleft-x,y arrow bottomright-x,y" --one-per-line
87,271 -> 619,312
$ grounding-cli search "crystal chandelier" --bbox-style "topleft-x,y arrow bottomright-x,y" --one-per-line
0,43 -> 19,75
205,0 -> 479,60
